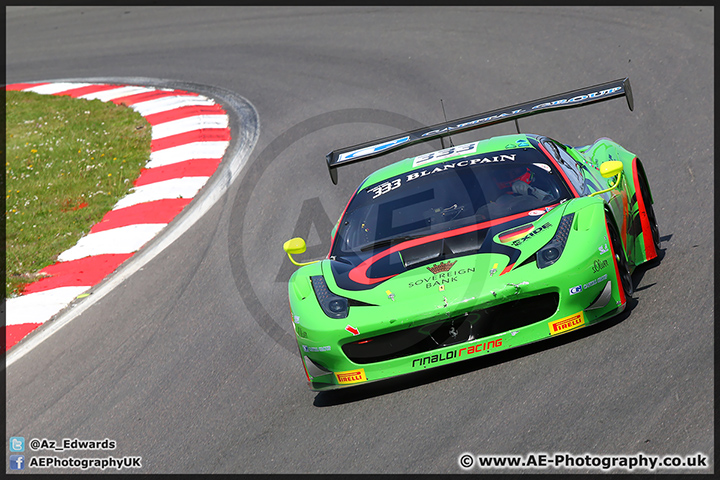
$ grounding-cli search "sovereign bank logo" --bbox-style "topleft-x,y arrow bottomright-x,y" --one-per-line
10,436 -> 25,452
10,455 -> 25,470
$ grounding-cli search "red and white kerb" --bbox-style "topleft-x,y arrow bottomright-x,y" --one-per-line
4,82 -> 231,351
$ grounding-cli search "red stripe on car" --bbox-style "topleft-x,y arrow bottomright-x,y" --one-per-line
632,158 -> 657,261
348,211 -> 532,285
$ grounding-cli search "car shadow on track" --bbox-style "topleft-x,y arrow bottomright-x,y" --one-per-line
314,301 -> 636,407
631,233 -> 669,293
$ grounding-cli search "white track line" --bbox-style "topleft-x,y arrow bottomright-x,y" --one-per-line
151,115 -> 229,139
5,287 -> 92,326
130,96 -> 216,116
110,177 -> 211,210
23,82 -> 93,94
58,224 -> 168,262
78,86 -> 158,101
146,141 -> 230,168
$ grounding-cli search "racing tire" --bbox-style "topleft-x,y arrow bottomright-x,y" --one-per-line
607,215 -> 634,298
638,172 -> 661,256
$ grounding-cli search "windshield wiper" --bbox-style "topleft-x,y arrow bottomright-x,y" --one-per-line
359,234 -> 424,252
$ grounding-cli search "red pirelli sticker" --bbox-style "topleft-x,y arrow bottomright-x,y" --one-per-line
548,311 -> 585,335
335,368 -> 367,384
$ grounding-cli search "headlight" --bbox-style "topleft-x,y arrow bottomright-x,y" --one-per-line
311,275 -> 349,319
540,245 -> 561,263
537,213 -> 574,269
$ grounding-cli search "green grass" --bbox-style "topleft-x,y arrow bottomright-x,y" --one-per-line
5,90 -> 152,298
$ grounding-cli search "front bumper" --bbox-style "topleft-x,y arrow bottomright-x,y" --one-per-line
299,268 -> 623,392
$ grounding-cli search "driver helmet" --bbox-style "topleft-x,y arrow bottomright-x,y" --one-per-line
496,165 -> 534,190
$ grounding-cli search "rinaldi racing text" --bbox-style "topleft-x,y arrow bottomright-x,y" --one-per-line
412,338 -> 502,368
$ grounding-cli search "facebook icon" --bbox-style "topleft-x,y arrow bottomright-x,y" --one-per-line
9,455 -> 25,470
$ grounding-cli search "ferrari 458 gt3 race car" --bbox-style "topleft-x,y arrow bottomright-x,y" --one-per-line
283,78 -> 660,391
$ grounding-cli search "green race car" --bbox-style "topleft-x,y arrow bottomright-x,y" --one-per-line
283,78 -> 660,391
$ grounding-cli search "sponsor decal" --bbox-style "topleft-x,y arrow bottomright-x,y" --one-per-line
345,325 -> 360,336
583,274 -> 608,290
528,210 -> 545,216
412,142 -> 479,167
302,345 -> 331,352
489,263 -> 498,277
338,136 -> 410,163
427,260 -> 457,274
386,290 -> 395,301
406,153 -> 516,182
569,285 -> 583,295
421,110 -> 527,137
408,267 -> 476,289
412,349 -> 456,367
598,243 -> 610,255
499,225 -> 535,243
549,311 -> 585,335
509,222 -> 552,246
591,258 -> 609,273
335,368 -> 367,384
367,178 -> 401,199
531,87 -> 622,110
459,338 -> 502,356
505,139 -> 531,149
411,338 -> 503,368
414,87 -> 621,142
439,285 -> 445,292
533,162 -> 552,172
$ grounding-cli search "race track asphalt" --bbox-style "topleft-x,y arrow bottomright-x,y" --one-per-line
5,6 -> 714,474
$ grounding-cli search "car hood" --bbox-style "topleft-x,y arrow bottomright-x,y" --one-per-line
324,202 -> 572,302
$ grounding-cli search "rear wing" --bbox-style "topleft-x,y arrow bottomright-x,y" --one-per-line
326,77 -> 633,184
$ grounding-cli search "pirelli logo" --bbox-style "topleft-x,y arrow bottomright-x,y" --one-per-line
335,368 -> 367,385
549,312 -> 585,335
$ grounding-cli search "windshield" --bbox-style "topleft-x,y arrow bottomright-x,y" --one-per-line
331,147 -> 572,257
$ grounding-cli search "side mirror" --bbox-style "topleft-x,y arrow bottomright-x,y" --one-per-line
283,237 -> 319,266
590,161 -> 624,197
600,160 -> 623,178
283,237 -> 307,255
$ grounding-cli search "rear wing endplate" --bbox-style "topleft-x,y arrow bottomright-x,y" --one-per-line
326,77 -> 633,184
